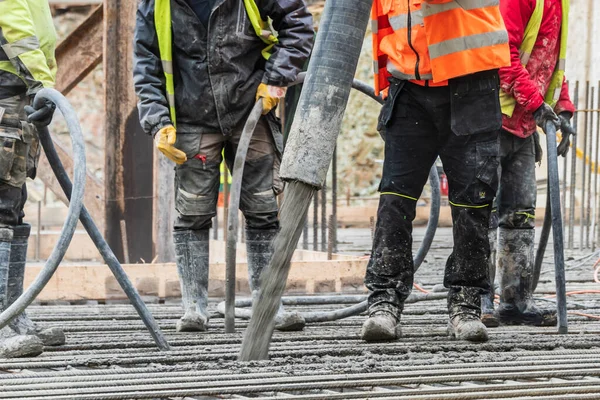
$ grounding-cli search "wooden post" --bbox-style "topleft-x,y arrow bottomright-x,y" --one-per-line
104,1 -> 153,263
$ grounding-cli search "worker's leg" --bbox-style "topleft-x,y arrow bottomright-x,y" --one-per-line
172,132 -> 224,332
495,131 -> 556,326
0,95 -> 43,357
362,81 -> 439,341
226,117 -> 304,331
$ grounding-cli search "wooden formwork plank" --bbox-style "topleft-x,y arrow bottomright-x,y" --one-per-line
24,254 -> 368,301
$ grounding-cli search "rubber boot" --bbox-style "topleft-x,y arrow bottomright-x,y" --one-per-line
361,305 -> 401,342
495,228 -> 556,326
7,224 -> 65,346
0,228 -> 43,358
246,228 -> 305,332
174,229 -> 210,332
447,287 -> 488,342
481,228 -> 499,328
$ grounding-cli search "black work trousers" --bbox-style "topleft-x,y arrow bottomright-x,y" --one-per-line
489,130 -> 538,230
365,80 -> 501,319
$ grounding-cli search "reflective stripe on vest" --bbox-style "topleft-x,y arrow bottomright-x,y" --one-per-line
154,0 -> 278,124
371,0 -> 509,94
499,0 -> 569,117
422,0 -> 509,82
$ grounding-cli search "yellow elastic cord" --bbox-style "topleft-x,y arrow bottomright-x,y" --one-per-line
516,211 -> 536,220
380,192 -> 418,201
449,200 -> 490,209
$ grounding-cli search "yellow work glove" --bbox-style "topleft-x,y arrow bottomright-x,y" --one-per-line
154,125 -> 187,164
256,83 -> 286,115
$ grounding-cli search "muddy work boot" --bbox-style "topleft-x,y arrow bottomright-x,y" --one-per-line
0,228 -> 43,358
481,228 -> 499,328
361,307 -> 401,342
247,228 -> 305,332
448,287 -> 488,342
174,229 -> 210,332
448,314 -> 489,342
7,225 -> 65,346
495,228 -> 557,326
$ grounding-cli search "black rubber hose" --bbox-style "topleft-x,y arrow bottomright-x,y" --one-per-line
225,100 -> 263,333
0,89 -> 85,331
544,121 -> 568,334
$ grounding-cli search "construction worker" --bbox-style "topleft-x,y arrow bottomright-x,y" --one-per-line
481,0 -> 574,327
0,0 -> 66,357
362,0 -> 511,343
133,0 -> 313,332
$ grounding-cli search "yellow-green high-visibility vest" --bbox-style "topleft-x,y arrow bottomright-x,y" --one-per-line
0,0 -> 57,93
500,0 -> 569,118
154,0 -> 278,125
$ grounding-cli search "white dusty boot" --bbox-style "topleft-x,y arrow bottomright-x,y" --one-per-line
495,228 -> 556,326
7,224 -> 65,345
174,230 -> 209,332
0,228 -> 43,358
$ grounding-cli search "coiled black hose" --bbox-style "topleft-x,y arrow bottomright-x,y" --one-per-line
0,89 -> 170,350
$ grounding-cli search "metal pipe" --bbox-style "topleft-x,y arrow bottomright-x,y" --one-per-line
313,191 -> 318,251
580,82 -> 590,250
586,87 -> 595,248
332,145 -> 338,253
568,81 -> 579,249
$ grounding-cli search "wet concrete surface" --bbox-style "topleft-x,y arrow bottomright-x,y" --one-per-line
1,227 -> 599,399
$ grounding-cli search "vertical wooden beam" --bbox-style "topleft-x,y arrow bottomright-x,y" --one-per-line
104,0 -> 153,262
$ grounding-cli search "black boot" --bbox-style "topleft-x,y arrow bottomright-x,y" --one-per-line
481,228 -> 499,328
246,228 -> 305,332
448,286 -> 488,342
7,224 -> 65,345
495,228 -> 556,326
0,228 -> 43,358
173,229 -> 210,332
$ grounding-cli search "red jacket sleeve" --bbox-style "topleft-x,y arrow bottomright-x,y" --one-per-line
554,77 -> 576,116
498,0 -> 544,113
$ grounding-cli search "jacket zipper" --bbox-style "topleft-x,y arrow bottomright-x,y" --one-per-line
406,0 -> 421,80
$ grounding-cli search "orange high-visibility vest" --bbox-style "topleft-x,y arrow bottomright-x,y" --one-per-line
372,0 -> 510,95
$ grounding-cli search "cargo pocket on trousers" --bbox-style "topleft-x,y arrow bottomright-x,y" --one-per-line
474,139 -> 500,203
0,127 -> 20,183
377,80 -> 406,132
175,187 -> 215,217
450,77 -> 502,136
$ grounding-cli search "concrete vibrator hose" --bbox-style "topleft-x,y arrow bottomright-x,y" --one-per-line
539,122 -> 568,333
222,79 -> 441,329
533,131 -> 575,293
0,89 -> 170,351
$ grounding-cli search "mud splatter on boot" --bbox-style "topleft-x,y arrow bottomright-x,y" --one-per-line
481,228 -> 499,328
7,225 -> 65,346
495,228 -> 556,326
174,230 -> 209,332
448,286 -> 488,342
0,228 -> 43,358
361,304 -> 401,342
247,228 -> 305,332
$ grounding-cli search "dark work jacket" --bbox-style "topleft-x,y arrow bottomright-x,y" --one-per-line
133,0 -> 314,136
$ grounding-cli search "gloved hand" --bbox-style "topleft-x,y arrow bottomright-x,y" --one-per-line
533,102 -> 560,130
24,99 -> 56,127
256,83 -> 286,115
154,125 -> 187,164
556,112 -> 576,157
